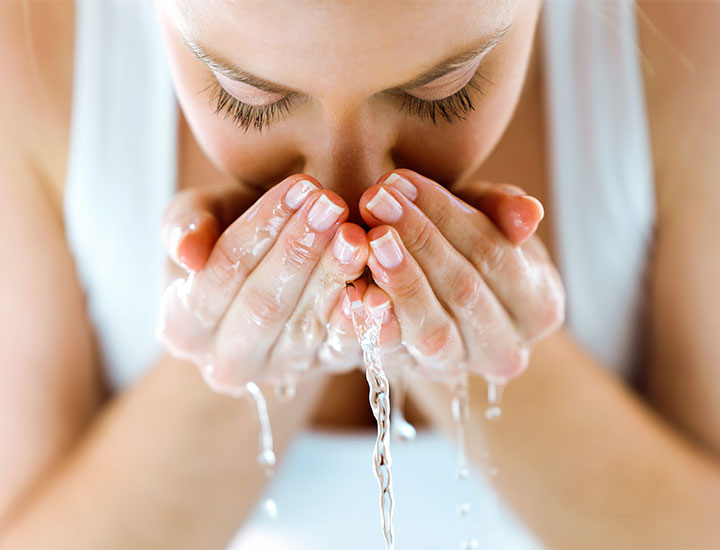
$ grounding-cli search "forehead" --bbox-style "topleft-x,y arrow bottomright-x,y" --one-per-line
168,0 -> 518,98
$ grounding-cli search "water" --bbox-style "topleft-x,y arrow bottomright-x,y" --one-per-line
484,376 -> 506,421
346,283 -> 396,550
389,369 -> 417,442
450,371 -> 477,549
244,381 -> 278,520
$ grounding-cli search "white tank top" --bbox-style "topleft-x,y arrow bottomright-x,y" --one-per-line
62,1 -> 656,547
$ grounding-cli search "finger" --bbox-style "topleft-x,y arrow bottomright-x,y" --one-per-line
453,180 -> 544,246
360,282 -> 412,375
361,176 -> 561,344
214,190 -> 349,381
365,226 -> 466,378
181,175 -> 322,329
366,216 -> 524,379
317,276 -> 370,373
267,222 -> 368,377
370,169 -> 544,248
161,180 -> 260,272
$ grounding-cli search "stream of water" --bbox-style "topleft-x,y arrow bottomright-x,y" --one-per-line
346,283 -> 396,550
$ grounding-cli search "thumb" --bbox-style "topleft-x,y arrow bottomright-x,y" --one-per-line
453,181 -> 544,246
161,181 -> 260,272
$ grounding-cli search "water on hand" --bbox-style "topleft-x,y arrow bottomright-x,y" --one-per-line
346,283 -> 396,550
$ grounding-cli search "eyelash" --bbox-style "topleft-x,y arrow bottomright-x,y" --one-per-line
204,70 -> 491,133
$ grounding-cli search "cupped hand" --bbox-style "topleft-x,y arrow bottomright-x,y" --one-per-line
155,175 -> 370,395
356,169 -> 566,384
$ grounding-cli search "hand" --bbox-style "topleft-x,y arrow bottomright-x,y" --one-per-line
356,169 -> 566,384
155,175 -> 370,395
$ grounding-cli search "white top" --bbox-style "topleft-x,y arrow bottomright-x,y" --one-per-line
62,0 -> 656,548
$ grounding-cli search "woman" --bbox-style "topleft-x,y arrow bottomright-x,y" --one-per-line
1,0 -> 719,548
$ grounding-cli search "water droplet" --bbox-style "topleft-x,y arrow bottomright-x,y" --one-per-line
487,377 -> 505,405
262,497 -> 278,520
456,502 -> 470,517
484,405 -> 502,420
273,380 -> 296,402
454,465 -> 469,480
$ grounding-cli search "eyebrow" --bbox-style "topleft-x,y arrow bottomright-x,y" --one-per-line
183,22 -> 512,97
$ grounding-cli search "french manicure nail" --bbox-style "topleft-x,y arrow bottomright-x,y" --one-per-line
366,187 -> 403,223
285,179 -> 319,209
333,231 -> 359,264
384,172 -> 418,201
369,230 -> 403,269
307,194 -> 344,231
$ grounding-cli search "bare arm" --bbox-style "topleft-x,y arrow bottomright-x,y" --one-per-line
0,135 -> 331,549
409,4 -> 720,547
409,329 -> 720,548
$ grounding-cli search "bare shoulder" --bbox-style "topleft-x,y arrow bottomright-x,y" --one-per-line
635,2 -> 720,458
0,0 -> 74,207
636,1 -> 720,209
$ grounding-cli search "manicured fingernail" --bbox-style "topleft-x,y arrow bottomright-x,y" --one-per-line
519,194 -> 545,221
307,194 -> 344,231
384,173 -> 417,201
285,179 -> 319,209
366,187 -> 403,223
368,300 -> 391,324
333,230 -> 359,264
168,221 -> 198,269
369,230 -> 403,269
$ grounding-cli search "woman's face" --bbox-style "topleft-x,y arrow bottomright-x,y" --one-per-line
156,0 -> 541,222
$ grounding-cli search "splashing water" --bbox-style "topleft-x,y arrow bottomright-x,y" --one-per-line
450,372 -> 470,481
484,376 -> 505,420
389,369 -> 417,442
450,371 -> 478,549
244,381 -> 278,520
346,283 -> 395,550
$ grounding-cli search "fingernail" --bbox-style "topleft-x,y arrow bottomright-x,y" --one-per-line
519,194 -> 545,221
366,187 -> 403,223
384,173 -> 417,201
307,194 -> 344,231
333,230 -> 359,264
367,300 -> 391,324
285,179 -> 319,209
168,221 -> 197,270
369,230 -> 403,269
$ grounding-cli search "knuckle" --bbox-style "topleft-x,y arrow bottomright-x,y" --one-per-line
469,231 -> 508,274
449,267 -> 485,313
283,231 -> 321,269
285,309 -> 326,349
212,238 -> 252,285
413,322 -> 461,364
483,342 -> 530,380
390,269 -> 426,302
403,222 -> 436,255
241,285 -> 285,326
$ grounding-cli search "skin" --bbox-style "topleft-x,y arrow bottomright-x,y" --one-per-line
1,0 -> 720,547
155,0 -> 555,394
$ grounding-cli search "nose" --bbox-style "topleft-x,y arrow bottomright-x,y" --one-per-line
300,109 -> 404,227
